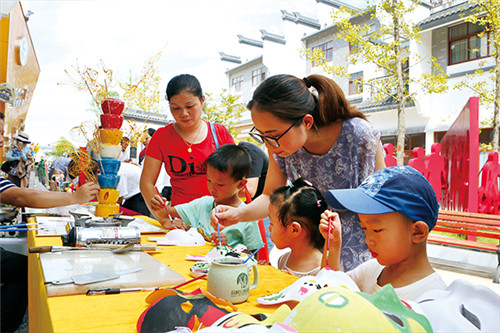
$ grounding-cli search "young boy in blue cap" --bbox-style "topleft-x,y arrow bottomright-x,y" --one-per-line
320,166 -> 447,301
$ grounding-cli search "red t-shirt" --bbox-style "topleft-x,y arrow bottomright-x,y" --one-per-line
146,121 -> 234,205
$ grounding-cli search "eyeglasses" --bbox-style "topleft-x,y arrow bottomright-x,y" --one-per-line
249,118 -> 303,148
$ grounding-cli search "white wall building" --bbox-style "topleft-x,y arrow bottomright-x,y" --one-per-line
220,0 -> 498,161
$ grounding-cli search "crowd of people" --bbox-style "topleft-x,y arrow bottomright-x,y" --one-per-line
1,72 -> 461,332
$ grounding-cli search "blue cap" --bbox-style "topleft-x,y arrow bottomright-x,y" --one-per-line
325,166 -> 439,230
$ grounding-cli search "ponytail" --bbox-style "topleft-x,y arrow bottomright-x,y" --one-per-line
306,74 -> 366,127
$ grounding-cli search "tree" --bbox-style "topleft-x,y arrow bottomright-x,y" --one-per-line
306,0 -> 448,165
202,89 -> 246,138
47,137 -> 75,157
119,51 -> 168,114
454,0 -> 500,152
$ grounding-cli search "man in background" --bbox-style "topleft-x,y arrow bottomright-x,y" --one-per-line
118,136 -> 132,163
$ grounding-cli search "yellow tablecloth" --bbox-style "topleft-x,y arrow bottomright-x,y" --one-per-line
28,216 -> 298,332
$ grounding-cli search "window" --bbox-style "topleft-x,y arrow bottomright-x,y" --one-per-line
381,133 -> 425,165
252,68 -> 266,87
434,131 -> 446,143
349,24 -> 375,55
480,127 -> 500,146
405,133 -> 425,152
381,135 -> 396,146
449,22 -> 490,65
349,43 -> 359,54
349,72 -> 363,95
402,58 -> 409,94
312,40 -> 333,66
231,76 -> 243,92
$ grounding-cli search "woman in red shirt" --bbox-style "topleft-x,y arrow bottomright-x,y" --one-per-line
140,74 -> 234,228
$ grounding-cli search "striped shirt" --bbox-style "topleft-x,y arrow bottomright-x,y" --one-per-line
0,177 -> 16,194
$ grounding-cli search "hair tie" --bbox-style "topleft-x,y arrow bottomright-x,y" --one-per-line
303,77 -> 312,88
317,200 -> 322,207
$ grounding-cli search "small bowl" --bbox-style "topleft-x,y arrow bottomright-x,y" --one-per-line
98,174 -> 120,189
100,144 -> 121,159
98,158 -> 121,174
95,203 -> 120,217
98,189 -> 120,204
100,114 -> 123,129
99,129 -> 123,145
101,98 -> 125,115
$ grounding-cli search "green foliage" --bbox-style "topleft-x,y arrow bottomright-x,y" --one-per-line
202,89 -> 246,137
63,51 -> 168,115
46,137 -> 75,157
119,51 -> 167,114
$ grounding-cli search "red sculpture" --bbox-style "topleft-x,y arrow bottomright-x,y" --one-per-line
408,147 -> 426,175
440,97 -> 479,212
478,151 -> 500,215
383,143 -> 397,167
426,143 -> 447,203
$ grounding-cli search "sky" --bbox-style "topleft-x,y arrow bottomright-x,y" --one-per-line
19,0 -> 361,148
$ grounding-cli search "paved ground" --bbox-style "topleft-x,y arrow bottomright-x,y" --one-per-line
434,266 -> 500,295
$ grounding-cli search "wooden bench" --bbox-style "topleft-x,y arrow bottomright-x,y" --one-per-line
428,210 -> 500,283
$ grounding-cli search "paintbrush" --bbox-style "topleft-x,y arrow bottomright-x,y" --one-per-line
326,209 -> 333,267
155,186 -> 172,220
0,223 -> 38,229
172,274 -> 207,289
87,287 -> 160,296
243,243 -> 265,264
0,228 -> 41,232
214,201 -> 221,246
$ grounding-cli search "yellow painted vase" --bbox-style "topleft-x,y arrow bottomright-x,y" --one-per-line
99,129 -> 123,145
95,203 -> 120,217
98,189 -> 120,204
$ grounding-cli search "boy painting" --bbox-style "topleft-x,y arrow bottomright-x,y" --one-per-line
320,166 -> 447,301
153,144 -> 263,251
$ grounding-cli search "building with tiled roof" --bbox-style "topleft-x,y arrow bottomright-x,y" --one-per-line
220,0 -> 498,161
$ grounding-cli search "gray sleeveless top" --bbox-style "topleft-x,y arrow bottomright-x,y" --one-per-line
275,117 -> 379,271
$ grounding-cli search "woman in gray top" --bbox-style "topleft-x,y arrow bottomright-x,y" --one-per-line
212,74 -> 385,271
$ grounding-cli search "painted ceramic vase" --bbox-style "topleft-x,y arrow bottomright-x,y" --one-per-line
95,203 -> 120,217
100,114 -> 123,129
98,189 -> 120,204
101,97 -> 125,115
99,129 -> 123,145
97,174 -> 120,189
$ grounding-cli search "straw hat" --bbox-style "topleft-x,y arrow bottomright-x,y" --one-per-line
13,132 -> 31,143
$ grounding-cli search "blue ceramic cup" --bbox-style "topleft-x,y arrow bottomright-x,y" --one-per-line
98,159 -> 121,174
98,174 -> 121,189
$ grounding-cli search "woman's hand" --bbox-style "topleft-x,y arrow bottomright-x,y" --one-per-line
210,204 -> 242,230
151,193 -> 167,211
210,231 -> 227,246
72,182 -> 99,204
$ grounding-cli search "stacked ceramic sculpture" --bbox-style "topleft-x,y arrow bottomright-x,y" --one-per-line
96,97 -> 124,217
